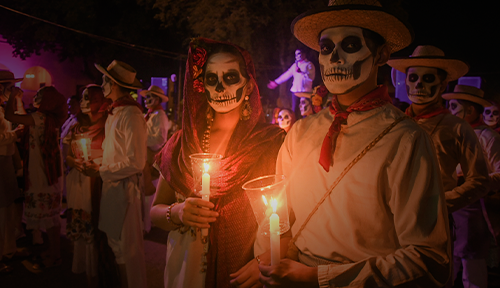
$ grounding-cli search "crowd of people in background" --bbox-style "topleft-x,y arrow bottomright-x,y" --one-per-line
1,1 -> 500,288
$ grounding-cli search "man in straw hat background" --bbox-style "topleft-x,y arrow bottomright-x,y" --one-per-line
140,85 -> 172,233
259,0 -> 451,287
443,84 -> 500,288
87,60 -> 148,287
0,70 -> 24,274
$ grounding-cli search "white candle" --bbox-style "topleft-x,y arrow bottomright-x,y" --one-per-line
270,198 -> 280,265
80,138 -> 89,161
201,163 -> 210,238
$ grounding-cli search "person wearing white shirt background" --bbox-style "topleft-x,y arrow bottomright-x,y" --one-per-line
85,60 -> 148,288
268,49 -> 315,120
140,85 -> 172,233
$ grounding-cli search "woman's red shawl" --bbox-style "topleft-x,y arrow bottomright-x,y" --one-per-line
156,38 -> 285,288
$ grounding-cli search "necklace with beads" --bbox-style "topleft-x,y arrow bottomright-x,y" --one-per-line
202,108 -> 214,153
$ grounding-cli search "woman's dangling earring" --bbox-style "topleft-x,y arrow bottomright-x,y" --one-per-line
240,96 -> 252,120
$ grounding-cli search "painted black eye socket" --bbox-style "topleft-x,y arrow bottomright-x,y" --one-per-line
205,73 -> 218,86
341,36 -> 362,53
223,72 -> 240,85
450,103 -> 458,110
423,74 -> 436,83
319,39 -> 335,55
494,111 -> 500,116
485,110 -> 492,115
408,74 -> 418,82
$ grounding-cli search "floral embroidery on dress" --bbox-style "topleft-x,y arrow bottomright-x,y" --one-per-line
24,191 -> 60,219
29,112 -> 46,149
66,208 -> 94,243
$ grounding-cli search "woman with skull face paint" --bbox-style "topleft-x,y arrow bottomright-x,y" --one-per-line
277,108 -> 296,133
151,38 -> 286,288
443,85 -> 500,288
62,84 -> 117,287
5,86 -> 68,270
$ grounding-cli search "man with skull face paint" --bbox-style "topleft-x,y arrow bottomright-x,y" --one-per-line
442,85 -> 500,288
277,108 -> 296,133
268,49 -> 315,120
483,101 -> 500,133
92,60 -> 147,288
259,1 -> 451,287
388,46 -> 489,212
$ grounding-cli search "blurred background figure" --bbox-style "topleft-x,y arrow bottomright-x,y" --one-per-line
0,70 -> 24,274
140,85 -> 171,233
483,101 -> 500,133
295,84 -> 328,119
267,49 -> 315,120
5,86 -> 68,271
276,108 -> 295,133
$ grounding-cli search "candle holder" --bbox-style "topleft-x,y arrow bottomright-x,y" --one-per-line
189,153 -> 223,242
71,133 -> 92,161
243,174 -> 290,236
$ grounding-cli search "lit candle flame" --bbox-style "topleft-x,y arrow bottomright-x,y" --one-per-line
262,195 -> 268,206
203,163 -> 210,173
271,198 -> 277,213
81,138 -> 86,145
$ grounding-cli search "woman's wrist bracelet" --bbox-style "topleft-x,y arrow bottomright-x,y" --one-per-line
166,202 -> 182,227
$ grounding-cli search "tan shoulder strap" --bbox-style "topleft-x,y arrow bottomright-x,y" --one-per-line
286,116 -> 410,260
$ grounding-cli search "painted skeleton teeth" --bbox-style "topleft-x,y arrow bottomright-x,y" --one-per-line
324,67 -> 354,81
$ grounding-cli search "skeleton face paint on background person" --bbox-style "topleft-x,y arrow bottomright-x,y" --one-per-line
204,52 -> 248,113
144,92 -> 160,109
483,104 -> 500,127
448,99 -> 465,119
299,97 -> 313,116
101,75 -> 113,97
277,109 -> 293,132
405,67 -> 442,105
0,82 -> 14,101
80,86 -> 105,115
295,50 -> 304,62
319,26 -> 374,95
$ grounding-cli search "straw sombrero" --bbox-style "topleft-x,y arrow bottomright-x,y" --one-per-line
291,0 -> 413,54
387,45 -> 469,82
0,70 -> 23,83
442,85 -> 490,108
139,85 -> 168,102
94,60 -> 143,90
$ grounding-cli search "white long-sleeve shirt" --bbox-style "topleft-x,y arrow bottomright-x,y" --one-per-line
99,105 -> 147,182
274,60 -> 315,93
277,104 -> 450,287
146,109 -> 171,151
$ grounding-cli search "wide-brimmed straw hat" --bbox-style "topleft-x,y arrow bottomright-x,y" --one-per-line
442,85 -> 490,108
291,0 -> 413,54
0,70 -> 23,83
94,60 -> 143,90
139,85 -> 168,102
387,45 -> 469,82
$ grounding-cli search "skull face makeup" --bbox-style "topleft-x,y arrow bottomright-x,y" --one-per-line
319,27 -> 374,95
80,86 -> 105,115
295,50 -> 303,62
144,92 -> 160,109
80,88 -> 91,113
483,105 -> 500,127
278,109 -> 292,131
33,89 -> 44,108
406,67 -> 442,105
101,75 -> 113,98
448,99 -> 465,119
299,97 -> 312,116
204,52 -> 248,113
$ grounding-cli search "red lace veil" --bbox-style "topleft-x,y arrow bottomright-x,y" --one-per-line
156,38 -> 285,287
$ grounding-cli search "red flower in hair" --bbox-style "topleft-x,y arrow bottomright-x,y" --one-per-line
315,85 -> 329,98
192,47 -> 207,68
193,79 -> 205,93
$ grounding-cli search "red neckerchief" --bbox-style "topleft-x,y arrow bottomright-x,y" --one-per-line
105,95 -> 142,115
405,104 -> 450,121
144,107 -> 162,121
319,85 -> 392,172
470,117 -> 486,128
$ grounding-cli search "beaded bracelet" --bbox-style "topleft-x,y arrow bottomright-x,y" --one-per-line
166,202 -> 182,227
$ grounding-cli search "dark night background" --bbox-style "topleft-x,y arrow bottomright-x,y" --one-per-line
0,0 -> 499,100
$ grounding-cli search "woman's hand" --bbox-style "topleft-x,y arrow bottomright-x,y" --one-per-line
82,160 -> 100,178
258,259 -> 318,288
229,258 -> 262,288
66,156 -> 84,172
173,197 -> 219,228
